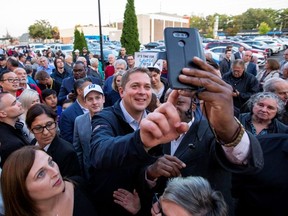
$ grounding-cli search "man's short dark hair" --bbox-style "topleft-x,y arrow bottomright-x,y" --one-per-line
120,67 -> 150,88
35,70 -> 50,81
42,89 -> 57,101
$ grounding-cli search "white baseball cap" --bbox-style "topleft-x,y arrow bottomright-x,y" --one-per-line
84,84 -> 103,98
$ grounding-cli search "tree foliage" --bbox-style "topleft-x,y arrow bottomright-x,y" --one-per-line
28,20 -> 53,41
73,27 -> 88,57
120,0 -> 140,54
258,22 -> 271,35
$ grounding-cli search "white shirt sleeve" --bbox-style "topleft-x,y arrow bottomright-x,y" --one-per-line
222,132 -> 250,165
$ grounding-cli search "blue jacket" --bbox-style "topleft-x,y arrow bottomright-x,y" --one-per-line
90,100 -> 155,216
59,101 -> 84,144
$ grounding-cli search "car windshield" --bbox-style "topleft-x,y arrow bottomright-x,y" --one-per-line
61,45 -> 73,50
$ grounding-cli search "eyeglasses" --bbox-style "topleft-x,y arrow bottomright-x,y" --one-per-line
73,69 -> 84,73
152,193 -> 166,216
31,121 -> 57,134
0,78 -> 20,83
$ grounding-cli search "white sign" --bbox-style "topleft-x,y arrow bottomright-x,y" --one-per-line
134,52 -> 158,68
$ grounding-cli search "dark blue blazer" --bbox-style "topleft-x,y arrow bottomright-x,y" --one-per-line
59,101 -> 84,144
58,76 -> 102,105
246,62 -> 257,76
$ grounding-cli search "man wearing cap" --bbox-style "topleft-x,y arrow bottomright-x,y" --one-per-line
73,84 -> 105,179
59,77 -> 93,144
73,49 -> 80,62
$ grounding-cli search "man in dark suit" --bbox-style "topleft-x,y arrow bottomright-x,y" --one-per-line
0,92 -> 31,167
59,78 -> 93,144
146,88 -> 263,215
58,61 -> 102,105
243,50 -> 257,76
234,46 -> 244,60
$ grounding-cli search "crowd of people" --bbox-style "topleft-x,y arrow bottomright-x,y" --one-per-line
0,43 -> 287,216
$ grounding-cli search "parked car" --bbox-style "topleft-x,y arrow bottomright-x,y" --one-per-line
208,46 -> 266,66
89,49 -> 119,64
53,44 -> 74,57
205,41 -> 268,59
242,40 -> 277,56
28,43 -> 48,55
144,42 -> 160,49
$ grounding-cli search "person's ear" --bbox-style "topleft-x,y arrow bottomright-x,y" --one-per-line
118,87 -> 124,98
0,110 -> 7,118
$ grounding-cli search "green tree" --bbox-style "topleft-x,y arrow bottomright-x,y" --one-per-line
80,31 -> 88,54
258,22 -> 271,35
120,0 -> 140,54
73,27 -> 82,57
28,20 -> 52,41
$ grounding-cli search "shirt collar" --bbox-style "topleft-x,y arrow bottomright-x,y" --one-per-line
119,100 -> 147,131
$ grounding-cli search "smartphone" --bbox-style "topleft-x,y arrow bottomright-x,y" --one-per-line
164,27 -> 205,90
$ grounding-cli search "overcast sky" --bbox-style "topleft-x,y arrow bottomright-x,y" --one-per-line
1,0 -> 287,37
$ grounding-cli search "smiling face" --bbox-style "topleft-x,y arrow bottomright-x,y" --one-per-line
30,113 -> 57,148
119,72 -> 152,119
0,72 -> 20,93
26,150 -> 64,202
85,91 -> 105,115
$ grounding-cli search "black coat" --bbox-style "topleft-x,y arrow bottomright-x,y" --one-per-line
156,119 -> 264,215
222,72 -> 259,109
45,135 -> 81,177
232,133 -> 288,216
0,122 -> 31,168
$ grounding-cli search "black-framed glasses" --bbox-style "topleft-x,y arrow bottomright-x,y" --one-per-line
1,78 -> 20,83
152,193 -> 166,216
73,69 -> 84,73
31,121 -> 57,134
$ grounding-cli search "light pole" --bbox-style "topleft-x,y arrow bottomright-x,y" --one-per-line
98,0 -> 105,71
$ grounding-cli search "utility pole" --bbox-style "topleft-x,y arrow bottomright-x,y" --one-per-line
98,0 -> 105,71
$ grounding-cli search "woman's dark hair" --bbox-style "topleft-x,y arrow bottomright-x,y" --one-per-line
1,146 -> 42,216
26,103 -> 57,129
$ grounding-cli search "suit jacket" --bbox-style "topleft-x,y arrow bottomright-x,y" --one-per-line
232,133 -> 288,216
159,119 -> 264,214
0,122 -> 31,168
58,76 -> 102,105
73,112 -> 92,179
246,62 -> 257,76
46,135 -> 81,177
59,101 -> 84,144
234,51 -> 243,60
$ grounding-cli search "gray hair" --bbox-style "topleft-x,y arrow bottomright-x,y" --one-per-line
247,92 -> 284,114
18,89 -> 40,111
162,176 -> 228,216
114,59 -> 127,69
263,77 -> 287,92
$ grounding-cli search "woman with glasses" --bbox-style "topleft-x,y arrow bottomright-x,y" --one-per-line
151,176 -> 228,216
26,103 -> 81,177
1,146 -> 97,216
